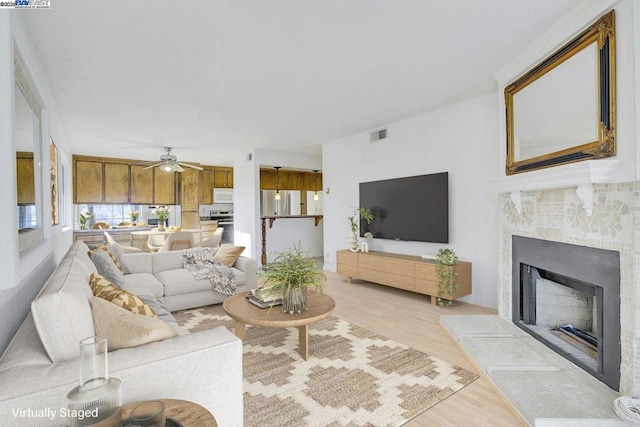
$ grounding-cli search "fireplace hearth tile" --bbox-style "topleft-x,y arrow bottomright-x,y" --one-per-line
441,315 -> 621,426
491,370 -> 620,424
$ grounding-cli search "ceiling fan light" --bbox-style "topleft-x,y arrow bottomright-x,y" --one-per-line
162,164 -> 173,172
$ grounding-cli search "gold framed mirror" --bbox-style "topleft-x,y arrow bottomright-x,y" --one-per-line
505,10 -> 615,175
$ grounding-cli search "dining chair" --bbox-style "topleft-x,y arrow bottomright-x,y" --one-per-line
195,227 -> 223,248
104,231 -> 143,253
147,234 -> 166,252
159,231 -> 194,252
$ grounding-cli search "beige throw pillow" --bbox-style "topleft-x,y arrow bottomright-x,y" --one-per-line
90,273 -> 157,317
90,297 -> 177,351
214,245 -> 245,267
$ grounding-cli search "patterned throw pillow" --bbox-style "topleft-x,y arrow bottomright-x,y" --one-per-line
107,243 -> 131,274
89,273 -> 156,317
90,297 -> 176,351
88,249 -> 125,288
88,245 -> 124,273
213,245 -> 245,267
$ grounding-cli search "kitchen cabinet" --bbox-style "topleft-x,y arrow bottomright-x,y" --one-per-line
214,168 -> 233,188
181,168 -> 199,210
104,163 -> 129,203
199,169 -> 214,204
130,165 -> 154,204
16,151 -> 35,205
74,160 -> 103,203
181,211 -> 200,232
154,169 -> 176,205
259,168 -> 322,191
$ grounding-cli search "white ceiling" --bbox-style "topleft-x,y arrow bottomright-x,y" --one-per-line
18,0 -> 576,166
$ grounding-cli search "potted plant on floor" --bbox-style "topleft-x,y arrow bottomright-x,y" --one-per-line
436,248 -> 459,306
260,242 -> 325,314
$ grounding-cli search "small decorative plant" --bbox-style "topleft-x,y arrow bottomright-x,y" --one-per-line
153,207 -> 171,222
79,212 -> 92,230
129,209 -> 140,223
348,207 -> 374,233
435,248 -> 459,306
260,242 -> 326,314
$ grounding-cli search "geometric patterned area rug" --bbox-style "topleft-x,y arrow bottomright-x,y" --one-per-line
174,304 -> 478,427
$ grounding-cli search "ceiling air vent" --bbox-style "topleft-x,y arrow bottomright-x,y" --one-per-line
369,128 -> 388,143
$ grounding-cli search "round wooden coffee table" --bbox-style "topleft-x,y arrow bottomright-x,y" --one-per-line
223,291 -> 336,360
121,399 -> 216,426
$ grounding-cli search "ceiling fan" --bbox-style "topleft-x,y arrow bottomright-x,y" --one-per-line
140,147 -> 203,172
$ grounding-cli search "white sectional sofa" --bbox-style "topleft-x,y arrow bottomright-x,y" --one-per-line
0,241 -> 256,426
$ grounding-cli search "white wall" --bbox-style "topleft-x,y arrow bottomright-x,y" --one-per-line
263,219 -> 323,261
495,0 -> 637,181
233,153 -> 259,259
322,93 -> 499,308
0,13 -> 74,355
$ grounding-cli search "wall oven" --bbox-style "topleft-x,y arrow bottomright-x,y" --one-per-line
210,210 -> 234,244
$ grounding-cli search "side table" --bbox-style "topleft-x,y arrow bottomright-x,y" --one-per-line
121,399 -> 216,426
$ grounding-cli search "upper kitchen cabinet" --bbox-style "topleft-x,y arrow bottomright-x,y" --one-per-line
74,155 -> 177,204
130,165 -> 154,204
213,167 -> 233,188
154,169 -> 177,205
74,159 -> 104,203
198,169 -> 214,205
180,168 -> 199,210
104,163 -> 130,203
259,168 -> 322,191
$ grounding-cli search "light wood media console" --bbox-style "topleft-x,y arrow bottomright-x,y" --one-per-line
336,250 -> 472,305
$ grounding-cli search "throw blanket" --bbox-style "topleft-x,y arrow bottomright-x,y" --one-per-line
182,247 -> 236,295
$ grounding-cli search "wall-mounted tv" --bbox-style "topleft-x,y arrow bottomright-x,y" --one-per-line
359,172 -> 448,243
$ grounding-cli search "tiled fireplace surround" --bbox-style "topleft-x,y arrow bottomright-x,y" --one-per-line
498,181 -> 638,395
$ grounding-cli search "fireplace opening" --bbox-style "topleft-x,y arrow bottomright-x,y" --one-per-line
512,236 -> 620,391
519,265 -> 602,375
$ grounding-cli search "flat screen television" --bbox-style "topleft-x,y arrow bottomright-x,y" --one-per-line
359,172 -> 448,243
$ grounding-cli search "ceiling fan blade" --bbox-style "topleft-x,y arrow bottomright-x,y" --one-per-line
179,162 -> 204,171
141,162 -> 164,170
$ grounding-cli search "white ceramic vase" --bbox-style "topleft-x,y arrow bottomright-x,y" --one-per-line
347,231 -> 359,252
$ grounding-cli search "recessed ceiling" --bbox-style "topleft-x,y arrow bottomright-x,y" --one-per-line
18,0 -> 576,166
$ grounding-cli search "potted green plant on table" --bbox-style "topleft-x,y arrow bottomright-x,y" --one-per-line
435,248 -> 459,306
260,242 -> 326,314
129,209 -> 140,226
79,212 -> 92,230
153,207 -> 171,231
347,207 -> 374,251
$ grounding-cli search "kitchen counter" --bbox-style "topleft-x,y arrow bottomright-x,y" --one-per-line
74,227 -> 154,234
260,215 -> 323,228
73,227 -> 155,251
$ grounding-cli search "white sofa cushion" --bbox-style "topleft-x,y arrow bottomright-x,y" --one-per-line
156,270 -> 213,296
123,273 -> 164,298
30,241 -> 96,363
152,251 -> 184,273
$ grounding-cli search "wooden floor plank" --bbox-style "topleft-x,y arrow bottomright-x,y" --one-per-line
323,270 -> 526,426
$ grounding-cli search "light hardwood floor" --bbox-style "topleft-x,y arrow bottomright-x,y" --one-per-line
323,270 -> 525,426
